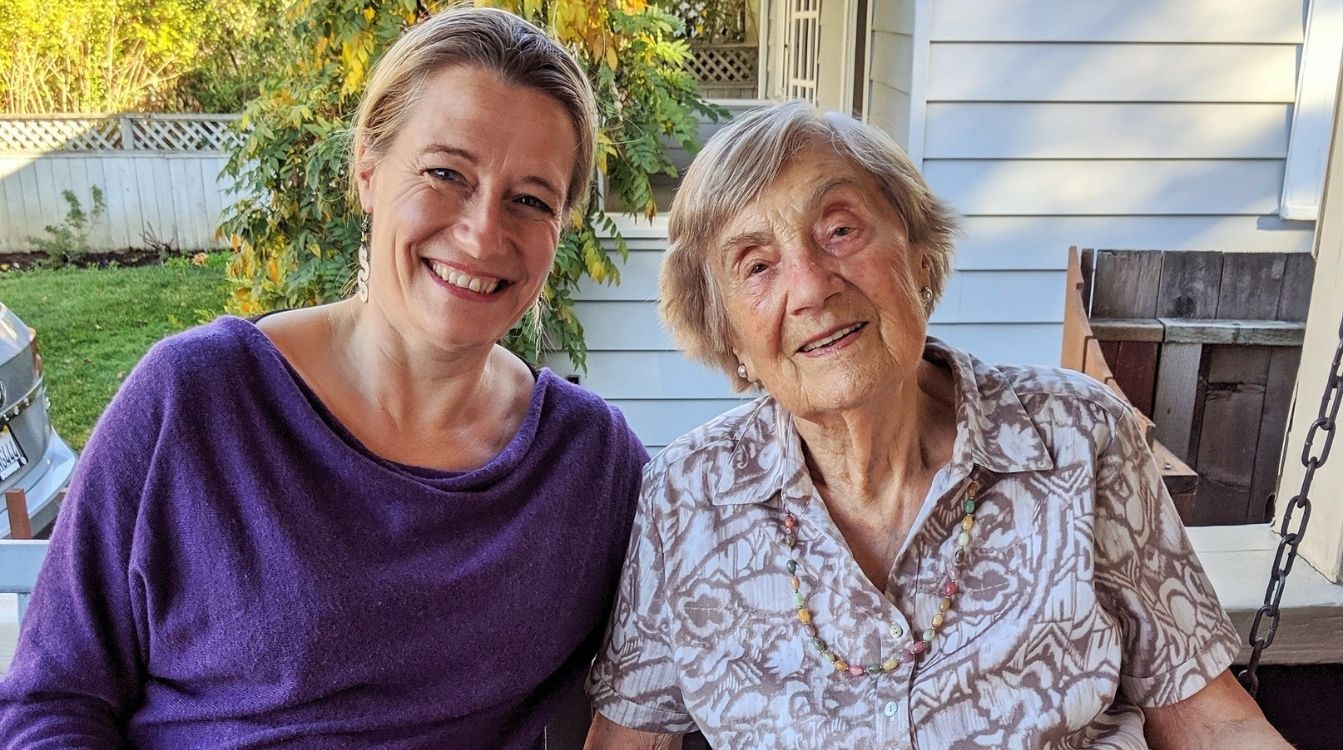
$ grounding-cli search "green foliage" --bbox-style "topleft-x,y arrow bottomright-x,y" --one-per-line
0,0 -> 290,113
27,187 -> 107,267
221,0 -> 724,370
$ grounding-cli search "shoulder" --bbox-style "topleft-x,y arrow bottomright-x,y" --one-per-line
976,360 -> 1137,466
135,316 -> 263,390
995,362 -> 1128,417
536,370 -> 649,465
650,397 -> 764,471
103,316 -> 262,426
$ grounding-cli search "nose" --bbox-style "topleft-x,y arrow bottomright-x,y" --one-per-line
453,194 -> 506,260
783,243 -> 844,314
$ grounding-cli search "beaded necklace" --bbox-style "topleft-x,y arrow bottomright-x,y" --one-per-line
782,477 -> 982,677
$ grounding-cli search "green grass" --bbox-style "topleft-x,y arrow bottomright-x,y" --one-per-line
0,255 -> 231,451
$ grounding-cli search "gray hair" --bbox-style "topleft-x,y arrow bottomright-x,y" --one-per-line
349,5 -> 597,218
660,100 -> 958,389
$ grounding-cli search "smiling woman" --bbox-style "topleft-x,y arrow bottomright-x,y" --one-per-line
585,101 -> 1292,749
0,8 -> 649,749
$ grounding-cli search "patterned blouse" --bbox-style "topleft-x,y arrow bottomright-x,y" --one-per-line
589,339 -> 1240,748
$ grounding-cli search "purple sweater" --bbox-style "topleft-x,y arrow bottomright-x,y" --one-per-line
0,316 -> 648,748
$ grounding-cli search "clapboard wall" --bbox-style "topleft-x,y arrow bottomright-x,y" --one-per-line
865,0 -> 1317,368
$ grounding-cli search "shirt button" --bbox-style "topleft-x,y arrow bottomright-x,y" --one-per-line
883,701 -> 898,717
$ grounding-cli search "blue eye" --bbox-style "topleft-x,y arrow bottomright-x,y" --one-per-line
426,168 -> 462,182
517,194 -> 555,215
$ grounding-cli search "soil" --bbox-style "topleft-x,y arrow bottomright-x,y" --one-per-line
0,249 -> 203,271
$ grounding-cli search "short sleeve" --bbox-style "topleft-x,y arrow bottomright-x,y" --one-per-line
587,469 -> 696,733
1093,404 -> 1241,706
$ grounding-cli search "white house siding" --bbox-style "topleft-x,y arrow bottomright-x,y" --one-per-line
863,0 -> 1316,368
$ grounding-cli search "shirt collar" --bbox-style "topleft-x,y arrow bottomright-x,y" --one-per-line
710,337 -> 1054,507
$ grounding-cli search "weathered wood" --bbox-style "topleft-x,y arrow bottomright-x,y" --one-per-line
1276,252 -> 1316,321
1206,345 -> 1272,386
1061,248 -> 1090,371
1160,318 -> 1305,346
1154,342 -> 1203,462
1249,348 -> 1304,523
1217,253 -> 1288,319
4,490 -> 31,540
1156,251 -> 1223,318
1089,318 -> 1165,342
1091,250 -> 1161,318
1079,248 -> 1095,310
1083,337 -> 1115,385
1111,340 -> 1159,417
1192,346 -> 1269,525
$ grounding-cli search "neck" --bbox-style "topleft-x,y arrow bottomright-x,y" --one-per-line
331,298 -> 509,434
793,360 -> 955,511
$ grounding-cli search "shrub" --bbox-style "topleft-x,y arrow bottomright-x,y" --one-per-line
27,186 -> 106,267
220,0 -> 722,369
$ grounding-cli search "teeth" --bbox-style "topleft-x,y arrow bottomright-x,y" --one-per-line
801,324 -> 862,353
429,261 -> 500,294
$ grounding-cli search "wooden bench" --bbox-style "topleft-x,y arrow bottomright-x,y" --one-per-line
1063,247 -> 1199,513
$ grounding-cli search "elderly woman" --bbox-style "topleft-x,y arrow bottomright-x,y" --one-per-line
585,101 -> 1288,748
0,8 -> 647,748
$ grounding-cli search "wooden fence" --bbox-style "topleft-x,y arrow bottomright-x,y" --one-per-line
0,114 -> 242,253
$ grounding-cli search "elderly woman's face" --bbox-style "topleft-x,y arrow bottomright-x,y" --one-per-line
714,144 -> 931,418
356,65 -> 576,354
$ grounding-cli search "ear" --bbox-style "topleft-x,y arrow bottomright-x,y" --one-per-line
355,141 -> 377,213
915,247 -> 933,287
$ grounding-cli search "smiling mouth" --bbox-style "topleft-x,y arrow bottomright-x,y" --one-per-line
799,322 -> 867,353
426,259 -> 510,295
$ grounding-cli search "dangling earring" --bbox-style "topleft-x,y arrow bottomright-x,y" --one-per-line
356,215 -> 371,303
737,363 -> 750,381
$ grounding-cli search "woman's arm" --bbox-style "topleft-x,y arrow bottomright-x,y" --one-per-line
585,713 -> 684,750
1144,670 -> 1291,749
0,341 -> 176,745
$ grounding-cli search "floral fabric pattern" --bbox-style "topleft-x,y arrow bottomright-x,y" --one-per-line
589,339 -> 1240,749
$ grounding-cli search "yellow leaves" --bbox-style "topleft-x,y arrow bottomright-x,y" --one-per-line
314,35 -> 329,57
595,131 -> 615,174
362,8 -> 375,22
266,256 -> 282,285
339,30 -> 374,98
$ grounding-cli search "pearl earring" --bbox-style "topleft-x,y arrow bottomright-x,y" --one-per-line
737,363 -> 750,380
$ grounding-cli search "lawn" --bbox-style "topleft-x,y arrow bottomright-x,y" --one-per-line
0,255 -> 231,451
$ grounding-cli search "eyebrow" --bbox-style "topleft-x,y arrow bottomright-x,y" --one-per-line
808,176 -> 858,210
420,143 -> 563,202
718,177 -> 860,261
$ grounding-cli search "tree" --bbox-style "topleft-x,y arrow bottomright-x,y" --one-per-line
0,0 -> 288,114
220,0 -> 722,369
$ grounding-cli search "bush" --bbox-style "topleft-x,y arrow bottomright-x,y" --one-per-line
220,0 -> 722,369
27,186 -> 106,267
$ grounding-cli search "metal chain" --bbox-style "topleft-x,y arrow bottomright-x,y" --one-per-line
1238,311 -> 1343,696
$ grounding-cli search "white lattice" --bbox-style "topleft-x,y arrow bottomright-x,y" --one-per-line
0,115 -> 242,153
131,116 -> 241,152
689,44 -> 758,84
0,118 -> 121,152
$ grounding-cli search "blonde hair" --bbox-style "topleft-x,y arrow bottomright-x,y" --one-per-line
349,6 -> 597,218
660,100 -> 958,389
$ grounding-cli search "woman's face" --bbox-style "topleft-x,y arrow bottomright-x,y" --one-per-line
356,65 -> 576,355
712,144 -> 931,419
